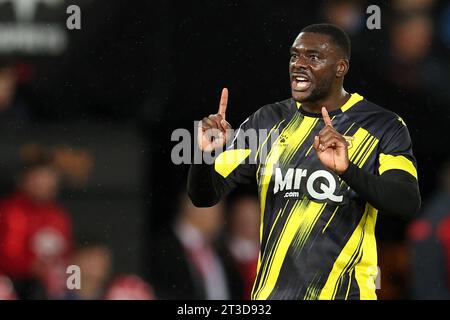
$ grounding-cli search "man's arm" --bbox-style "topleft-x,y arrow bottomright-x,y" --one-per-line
188,88 -> 256,207
340,164 -> 420,219
315,107 -> 420,220
188,162 -> 227,207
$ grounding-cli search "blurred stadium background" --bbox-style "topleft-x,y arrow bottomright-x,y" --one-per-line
0,0 -> 449,299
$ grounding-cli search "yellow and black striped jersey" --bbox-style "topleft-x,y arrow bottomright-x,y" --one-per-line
191,92 -> 418,300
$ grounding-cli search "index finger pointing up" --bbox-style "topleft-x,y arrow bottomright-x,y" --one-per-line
218,88 -> 228,119
322,107 -> 333,127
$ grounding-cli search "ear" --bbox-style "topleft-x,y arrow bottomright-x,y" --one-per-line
336,59 -> 349,78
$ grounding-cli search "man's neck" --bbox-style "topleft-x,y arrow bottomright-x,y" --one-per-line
300,88 -> 350,114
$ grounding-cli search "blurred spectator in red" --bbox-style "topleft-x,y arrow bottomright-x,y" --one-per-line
149,194 -> 242,300
63,240 -> 112,300
408,162 -> 450,299
225,193 -> 260,300
104,275 -> 155,300
0,151 -> 73,299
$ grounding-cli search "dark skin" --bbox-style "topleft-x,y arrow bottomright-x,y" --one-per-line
198,32 -> 351,174
289,32 -> 349,112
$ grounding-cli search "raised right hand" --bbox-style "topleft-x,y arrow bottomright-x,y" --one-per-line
197,88 -> 233,152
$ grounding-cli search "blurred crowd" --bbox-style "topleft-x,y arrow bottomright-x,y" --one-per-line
0,146 -> 156,300
0,141 -> 260,300
0,0 -> 449,300
149,189 -> 260,300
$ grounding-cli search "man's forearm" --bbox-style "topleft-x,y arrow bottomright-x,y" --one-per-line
187,163 -> 226,207
340,163 -> 421,219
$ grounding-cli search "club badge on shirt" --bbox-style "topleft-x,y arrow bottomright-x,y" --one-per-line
343,135 -> 354,149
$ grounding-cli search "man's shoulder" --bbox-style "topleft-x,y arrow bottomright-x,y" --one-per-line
348,96 -> 410,144
350,96 -> 408,131
354,97 -> 402,121
361,98 -> 406,125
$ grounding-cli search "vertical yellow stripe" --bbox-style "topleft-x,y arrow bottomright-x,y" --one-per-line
253,199 -> 303,299
255,200 -> 327,300
253,252 -> 261,300
255,121 -> 284,164
292,202 -> 327,251
254,115 -> 319,299
305,144 -> 314,157
252,200 -> 290,299
265,201 -> 290,252
319,205 -> 368,299
258,115 -> 316,240
353,136 -> 374,165
358,138 -> 379,167
345,269 -> 353,300
281,118 -> 318,164
322,206 -> 340,233
301,115 -> 374,300
252,114 -> 300,299
257,114 -> 300,240
348,129 -> 370,161
343,122 -> 356,135
319,126 -> 379,299
354,205 -> 378,300
254,199 -> 307,299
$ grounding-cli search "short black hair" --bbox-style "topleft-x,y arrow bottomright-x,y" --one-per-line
301,23 -> 351,60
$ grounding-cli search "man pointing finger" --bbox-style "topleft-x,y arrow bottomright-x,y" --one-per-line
188,23 -> 420,300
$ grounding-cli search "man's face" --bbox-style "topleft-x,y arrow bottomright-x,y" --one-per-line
289,32 -> 341,103
185,199 -> 224,242
229,197 -> 260,242
0,67 -> 17,110
22,166 -> 61,202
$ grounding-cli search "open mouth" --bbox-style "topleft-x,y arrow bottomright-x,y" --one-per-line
291,75 -> 312,92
